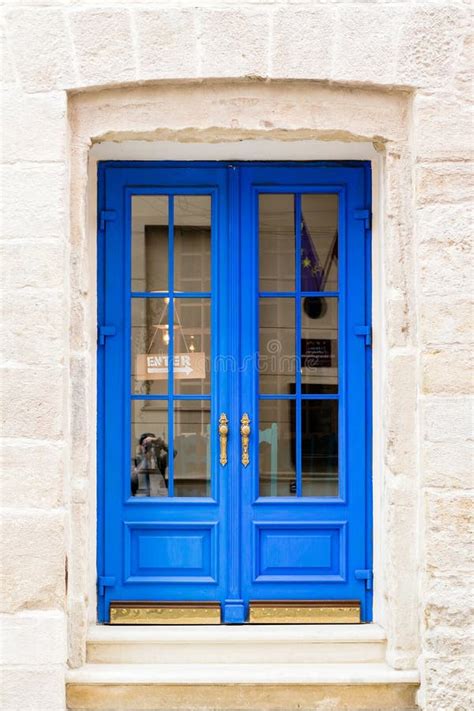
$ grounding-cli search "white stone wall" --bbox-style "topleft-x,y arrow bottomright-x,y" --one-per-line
1,2 -> 472,711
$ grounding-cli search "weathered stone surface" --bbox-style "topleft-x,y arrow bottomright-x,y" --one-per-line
414,93 -> 474,162
198,8 -> 270,78
418,237 -> 472,298
423,442 -> 474,489
70,9 -> 135,87
0,289 -> 65,366
1,89 -> 67,164
384,482 -> 420,670
0,610 -> 66,665
134,8 -> 199,80
271,7 -> 334,80
398,6 -> 469,90
67,595 -> 88,669
423,397 -> 473,443
0,511 -> 65,613
67,502 -> 89,600
387,298 -> 411,348
385,355 -> 417,475
0,26 -> 16,86
422,348 -> 473,395
423,626 -> 474,659
0,240 -> 66,290
0,439 -> 65,509
0,367 -> 64,439
66,680 -> 419,711
423,574 -> 472,630
4,7 -> 76,92
333,6 -> 401,85
416,162 -> 474,207
424,491 -> 473,575
69,81 -> 409,145
420,301 -> 473,346
1,164 -> 67,240
454,30 -> 474,95
417,203 -> 472,245
422,655 -> 473,711
70,354 -> 89,453
1,665 -> 65,711
384,147 -> 415,300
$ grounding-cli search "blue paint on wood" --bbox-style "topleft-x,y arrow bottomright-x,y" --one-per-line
97,161 -> 372,623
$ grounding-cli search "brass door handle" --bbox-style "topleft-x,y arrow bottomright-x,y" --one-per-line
240,413 -> 251,467
218,414 -> 229,466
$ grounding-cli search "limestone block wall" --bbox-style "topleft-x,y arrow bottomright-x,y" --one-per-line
1,2 -> 472,711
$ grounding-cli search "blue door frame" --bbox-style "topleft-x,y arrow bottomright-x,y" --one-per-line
97,161 -> 372,623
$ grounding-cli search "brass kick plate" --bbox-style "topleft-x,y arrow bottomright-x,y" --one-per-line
249,600 -> 361,624
109,602 -> 221,625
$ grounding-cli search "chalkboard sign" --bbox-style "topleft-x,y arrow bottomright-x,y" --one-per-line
301,339 -> 332,369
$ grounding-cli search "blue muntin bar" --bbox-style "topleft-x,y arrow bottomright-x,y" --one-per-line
259,291 -> 339,298
295,195 -> 303,498
131,291 -> 211,299
131,394 -> 211,401
259,393 -> 339,401
167,196 -> 175,497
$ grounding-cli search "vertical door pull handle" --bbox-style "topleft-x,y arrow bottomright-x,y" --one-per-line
218,414 -> 229,466
240,413 -> 251,467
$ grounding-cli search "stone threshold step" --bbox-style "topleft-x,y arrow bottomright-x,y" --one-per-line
86,623 -> 388,664
87,622 -> 387,644
66,662 -> 419,711
67,662 -> 419,685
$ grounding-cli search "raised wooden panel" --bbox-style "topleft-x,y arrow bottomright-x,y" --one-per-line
253,522 -> 346,582
124,522 -> 218,583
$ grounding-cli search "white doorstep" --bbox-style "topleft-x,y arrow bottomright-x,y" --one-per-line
67,661 -> 419,686
85,623 -> 388,665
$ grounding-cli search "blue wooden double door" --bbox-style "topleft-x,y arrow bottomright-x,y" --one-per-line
98,162 -> 372,623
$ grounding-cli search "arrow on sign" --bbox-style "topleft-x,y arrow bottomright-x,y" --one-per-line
148,365 -> 193,376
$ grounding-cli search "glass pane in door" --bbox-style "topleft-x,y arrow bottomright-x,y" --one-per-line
259,400 -> 295,497
300,194 -> 338,292
174,196 -> 211,292
259,298 -> 295,395
131,399 -> 169,498
131,195 -> 168,293
174,400 -> 211,497
131,297 -> 169,395
301,399 -> 338,497
259,194 -> 295,292
301,297 -> 338,394
173,298 -> 211,395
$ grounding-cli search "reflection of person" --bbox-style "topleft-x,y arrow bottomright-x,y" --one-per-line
132,432 -> 174,497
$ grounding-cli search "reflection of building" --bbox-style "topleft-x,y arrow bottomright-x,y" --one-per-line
2,5 -> 471,711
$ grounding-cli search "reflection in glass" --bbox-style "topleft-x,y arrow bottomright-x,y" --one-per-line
259,298 -> 295,394
131,196 -> 168,293
300,194 -> 338,292
301,297 -> 338,393
131,298 -> 169,395
259,400 -> 295,497
174,400 -> 211,497
173,299 -> 210,395
131,400 -> 171,498
174,196 -> 211,292
259,194 -> 295,292
301,399 -> 338,497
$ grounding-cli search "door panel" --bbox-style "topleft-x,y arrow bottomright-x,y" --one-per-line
239,165 -> 371,621
98,166 -> 231,621
98,162 -> 372,623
